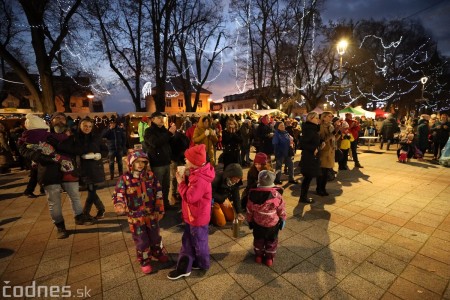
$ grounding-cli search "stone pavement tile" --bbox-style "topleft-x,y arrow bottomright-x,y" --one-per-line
379,243 -> 416,263
432,229 -> 450,242
350,213 -> 378,226
72,229 -> 100,243
45,234 -> 74,250
191,271 -> 248,300
423,236 -> 450,252
372,220 -> 401,233
422,205 -> 450,217
386,234 -> 424,253
444,284 -> 450,299
266,246 -> 304,275
359,208 -> 385,220
395,227 -> 429,243
70,246 -> 100,268
207,227 -> 234,249
353,261 -> 397,289
380,292 -> 403,300
282,260 -> 338,298
250,276 -> 309,299
69,274 -> 102,298
328,237 -> 374,263
99,239 -> 128,257
71,236 -> 100,252
418,244 -> 450,265
0,227 -> 31,243
0,238 -> 24,256
40,245 -> 73,263
102,263 -> 136,291
409,254 -> 450,280
34,268 -> 68,287
328,212 -> 350,224
341,217 -> 370,232
331,208 -> 357,219
100,250 -> 130,272
67,259 -> 101,284
437,219 -> 450,233
307,248 -> 359,280
341,203 -> 367,214
379,213 -> 410,226
227,256 -> 280,294
103,279 -> 143,300
300,224 -> 341,246
366,251 -> 407,276
169,288 -> 198,300
400,265 -> 447,295
388,277 -> 441,300
365,204 -> 391,215
15,234 -> 49,258
410,211 -> 445,228
282,233 -> 323,259
329,224 -> 359,239
322,286 -> 357,300
363,226 -> 395,241
98,231 -> 124,246
210,240 -> 248,269
34,255 -> 70,279
351,233 -> 384,250
338,273 -> 385,300
0,263 -> 38,284
5,251 -> 43,273
160,226 -> 183,246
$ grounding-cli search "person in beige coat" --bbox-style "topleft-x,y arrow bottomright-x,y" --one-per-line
193,116 -> 218,165
316,111 -> 336,196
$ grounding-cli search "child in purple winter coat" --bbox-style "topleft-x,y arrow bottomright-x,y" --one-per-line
246,170 -> 286,267
168,144 -> 215,280
112,150 -> 169,274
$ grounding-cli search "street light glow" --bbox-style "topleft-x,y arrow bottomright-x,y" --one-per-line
420,76 -> 428,85
337,40 -> 348,55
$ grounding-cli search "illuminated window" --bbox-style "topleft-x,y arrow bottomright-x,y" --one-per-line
198,100 -> 202,108
70,102 -> 76,107
178,99 -> 183,107
165,99 -> 171,107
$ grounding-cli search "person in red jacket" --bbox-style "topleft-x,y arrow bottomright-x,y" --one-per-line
345,113 -> 363,168
168,144 -> 215,280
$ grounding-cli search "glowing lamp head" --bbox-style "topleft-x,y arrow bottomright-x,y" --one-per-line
420,77 -> 428,85
337,40 -> 348,55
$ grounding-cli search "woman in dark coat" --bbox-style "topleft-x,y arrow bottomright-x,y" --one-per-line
222,117 -> 242,169
299,112 -> 322,204
76,117 -> 108,219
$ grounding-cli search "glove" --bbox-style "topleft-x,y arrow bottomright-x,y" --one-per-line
204,129 -> 210,136
248,222 -> 254,230
82,153 -> 95,159
93,153 -> 102,160
278,220 -> 285,230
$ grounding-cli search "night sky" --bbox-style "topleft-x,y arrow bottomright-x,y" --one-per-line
103,0 -> 450,113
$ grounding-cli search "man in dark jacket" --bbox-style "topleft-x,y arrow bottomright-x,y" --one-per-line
143,111 -> 177,209
102,119 -> 126,180
19,112 -> 95,239
256,115 -> 274,156
379,113 -> 400,150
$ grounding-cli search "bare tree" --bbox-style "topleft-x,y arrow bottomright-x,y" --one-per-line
0,0 -> 82,113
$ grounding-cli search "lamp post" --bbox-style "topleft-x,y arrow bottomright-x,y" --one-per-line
336,40 -> 348,115
420,76 -> 428,99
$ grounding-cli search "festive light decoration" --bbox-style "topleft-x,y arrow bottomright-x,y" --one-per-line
142,82 -> 152,97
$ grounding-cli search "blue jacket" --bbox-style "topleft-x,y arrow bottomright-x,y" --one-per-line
272,130 -> 291,158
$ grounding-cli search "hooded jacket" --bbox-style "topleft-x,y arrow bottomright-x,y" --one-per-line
246,187 -> 286,227
178,163 -> 215,226
112,150 -> 164,227
193,116 -> 218,165
211,163 -> 243,213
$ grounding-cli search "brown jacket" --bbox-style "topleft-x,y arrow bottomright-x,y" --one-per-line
319,122 -> 336,168
193,116 -> 218,165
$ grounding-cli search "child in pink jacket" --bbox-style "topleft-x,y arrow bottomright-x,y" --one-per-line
168,144 -> 215,280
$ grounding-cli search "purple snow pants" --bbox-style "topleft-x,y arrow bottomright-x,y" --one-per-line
131,219 -> 162,265
177,224 -> 210,272
253,223 -> 279,259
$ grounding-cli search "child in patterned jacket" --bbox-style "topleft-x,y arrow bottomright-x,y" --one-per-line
246,170 -> 286,267
112,150 -> 169,274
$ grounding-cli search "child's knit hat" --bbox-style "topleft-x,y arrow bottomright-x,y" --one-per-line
254,152 -> 268,165
185,144 -> 206,166
258,170 -> 276,187
24,114 -> 49,130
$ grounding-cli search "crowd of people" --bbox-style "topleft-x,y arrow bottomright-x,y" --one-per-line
0,108 -> 448,278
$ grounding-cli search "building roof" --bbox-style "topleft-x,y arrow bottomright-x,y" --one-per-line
152,76 -> 212,95
223,86 -> 285,103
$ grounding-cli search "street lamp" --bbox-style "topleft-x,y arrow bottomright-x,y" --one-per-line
87,92 -> 94,100
337,40 -> 348,86
420,76 -> 428,99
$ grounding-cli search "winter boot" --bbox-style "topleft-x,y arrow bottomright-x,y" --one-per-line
299,184 -> 314,204
167,256 -> 191,280
55,221 -> 69,239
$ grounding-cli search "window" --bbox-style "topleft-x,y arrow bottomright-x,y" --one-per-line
178,99 -> 183,108
165,99 -> 171,107
82,100 -> 89,107
198,100 -> 202,108
70,102 -> 76,107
